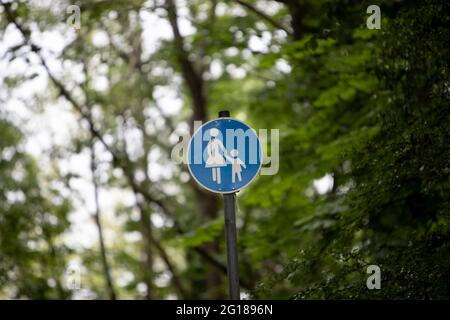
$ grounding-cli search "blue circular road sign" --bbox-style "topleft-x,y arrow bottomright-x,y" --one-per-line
187,118 -> 262,194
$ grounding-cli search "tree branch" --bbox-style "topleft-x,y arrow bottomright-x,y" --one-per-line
90,141 -> 117,300
135,199 -> 188,299
234,0 -> 292,35
166,0 -> 208,124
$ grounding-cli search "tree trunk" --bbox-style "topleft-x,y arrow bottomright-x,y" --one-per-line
136,194 -> 155,300
276,0 -> 311,40
90,144 -> 117,300
166,0 -> 222,297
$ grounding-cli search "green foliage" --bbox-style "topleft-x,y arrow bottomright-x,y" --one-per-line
0,0 -> 448,300
172,217 -> 224,249
241,0 -> 450,299
0,120 -> 71,299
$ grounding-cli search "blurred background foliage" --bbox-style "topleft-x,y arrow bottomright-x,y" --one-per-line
0,0 -> 449,299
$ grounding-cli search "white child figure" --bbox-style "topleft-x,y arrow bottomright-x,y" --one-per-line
225,149 -> 246,183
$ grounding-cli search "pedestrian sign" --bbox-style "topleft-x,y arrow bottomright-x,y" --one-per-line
187,118 -> 262,194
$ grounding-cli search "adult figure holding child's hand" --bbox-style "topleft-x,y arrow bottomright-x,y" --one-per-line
205,128 -> 226,184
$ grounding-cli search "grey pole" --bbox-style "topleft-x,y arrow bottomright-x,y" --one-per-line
223,193 -> 240,300
219,110 -> 240,300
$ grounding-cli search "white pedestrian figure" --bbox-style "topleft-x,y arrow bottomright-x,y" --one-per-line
65,265 -> 81,290
225,149 -> 246,183
205,128 -> 226,184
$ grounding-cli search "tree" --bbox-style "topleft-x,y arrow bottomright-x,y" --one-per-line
0,0 -> 448,299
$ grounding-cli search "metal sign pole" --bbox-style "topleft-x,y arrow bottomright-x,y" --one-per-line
223,193 -> 240,300
219,110 -> 240,300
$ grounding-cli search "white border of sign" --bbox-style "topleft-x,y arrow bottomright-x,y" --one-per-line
187,117 -> 263,194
